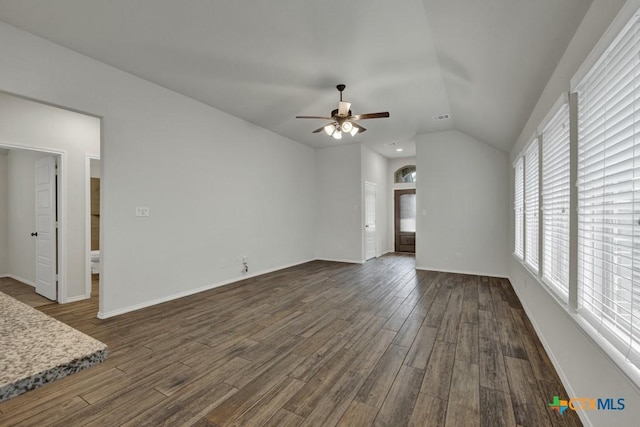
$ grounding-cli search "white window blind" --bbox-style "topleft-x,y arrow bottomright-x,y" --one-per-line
542,104 -> 571,300
576,12 -> 640,369
515,158 -> 524,259
524,140 -> 540,272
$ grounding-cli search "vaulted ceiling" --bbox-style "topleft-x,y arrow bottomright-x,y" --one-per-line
0,0 -> 592,158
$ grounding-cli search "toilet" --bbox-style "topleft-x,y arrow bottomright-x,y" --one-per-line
90,250 -> 100,274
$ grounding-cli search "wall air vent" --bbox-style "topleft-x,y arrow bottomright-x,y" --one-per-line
432,114 -> 451,121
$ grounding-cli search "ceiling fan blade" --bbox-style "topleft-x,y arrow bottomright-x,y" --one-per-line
338,102 -> 351,117
352,122 -> 367,133
296,115 -> 333,120
351,112 -> 390,120
312,125 -> 328,133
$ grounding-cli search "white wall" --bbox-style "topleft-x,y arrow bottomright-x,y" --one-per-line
389,156 -> 416,253
0,150 -> 7,274
508,1 -> 640,425
315,144 -> 362,263
5,150 -> 50,285
361,145 -> 389,257
416,130 -> 509,277
0,21 -> 317,317
0,94 -> 100,299
90,158 -> 100,178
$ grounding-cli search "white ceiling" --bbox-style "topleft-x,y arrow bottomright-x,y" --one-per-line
0,0 -> 591,158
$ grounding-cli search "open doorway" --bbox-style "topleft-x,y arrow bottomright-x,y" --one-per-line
86,156 -> 100,298
0,146 -> 62,303
0,91 -> 101,310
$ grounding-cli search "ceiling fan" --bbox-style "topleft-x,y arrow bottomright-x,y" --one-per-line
296,84 -> 390,140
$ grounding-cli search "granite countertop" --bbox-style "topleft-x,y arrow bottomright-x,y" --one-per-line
0,291 -> 107,402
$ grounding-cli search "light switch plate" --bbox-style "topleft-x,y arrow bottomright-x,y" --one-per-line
136,207 -> 150,217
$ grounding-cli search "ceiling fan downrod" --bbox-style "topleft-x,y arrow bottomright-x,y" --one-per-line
337,84 -> 346,101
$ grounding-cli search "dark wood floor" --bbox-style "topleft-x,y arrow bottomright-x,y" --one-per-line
0,255 -> 581,426
0,276 -> 56,308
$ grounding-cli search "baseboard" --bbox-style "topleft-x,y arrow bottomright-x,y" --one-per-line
507,275 -> 592,427
415,265 -> 508,279
2,274 -> 37,287
376,250 -> 392,258
97,258 -> 315,319
314,258 -> 365,265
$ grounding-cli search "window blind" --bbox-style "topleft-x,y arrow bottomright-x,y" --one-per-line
576,12 -> 640,369
524,140 -> 540,272
542,104 -> 571,300
515,158 -> 524,259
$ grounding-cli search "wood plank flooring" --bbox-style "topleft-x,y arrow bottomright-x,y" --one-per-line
0,277 -> 55,308
0,255 -> 581,426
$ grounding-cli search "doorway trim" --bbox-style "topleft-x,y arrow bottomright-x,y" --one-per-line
84,154 -> 100,298
364,181 -> 377,261
0,140 -> 66,303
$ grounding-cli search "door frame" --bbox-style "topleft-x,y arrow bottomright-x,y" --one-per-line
0,140 -> 66,303
84,154 -> 100,298
394,188 -> 416,253
363,181 -> 377,261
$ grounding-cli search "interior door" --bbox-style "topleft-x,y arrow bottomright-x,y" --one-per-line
395,189 -> 416,253
35,156 -> 57,300
364,181 -> 376,260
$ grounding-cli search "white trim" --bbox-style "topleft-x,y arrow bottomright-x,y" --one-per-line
97,258 -> 314,319
2,274 -> 37,287
512,133 -> 539,168
0,140 -> 66,303
57,153 -> 67,303
84,154 -> 100,299
536,92 -> 569,136
570,0 -> 640,90
376,249 -> 391,258
415,265 -> 508,279
363,180 -> 377,262
511,154 -> 523,168
315,258 -> 365,265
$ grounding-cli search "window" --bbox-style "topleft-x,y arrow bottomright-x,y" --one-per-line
514,158 -> 524,259
541,104 -> 571,300
394,165 -> 416,183
576,12 -> 640,370
524,139 -> 540,272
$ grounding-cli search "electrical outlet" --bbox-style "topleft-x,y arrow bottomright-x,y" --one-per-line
135,207 -> 150,217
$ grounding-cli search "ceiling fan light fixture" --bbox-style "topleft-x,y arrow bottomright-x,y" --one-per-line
324,124 -> 336,136
296,84 -> 388,139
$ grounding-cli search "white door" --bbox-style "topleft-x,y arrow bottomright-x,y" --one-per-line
364,181 -> 376,260
35,156 -> 57,300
